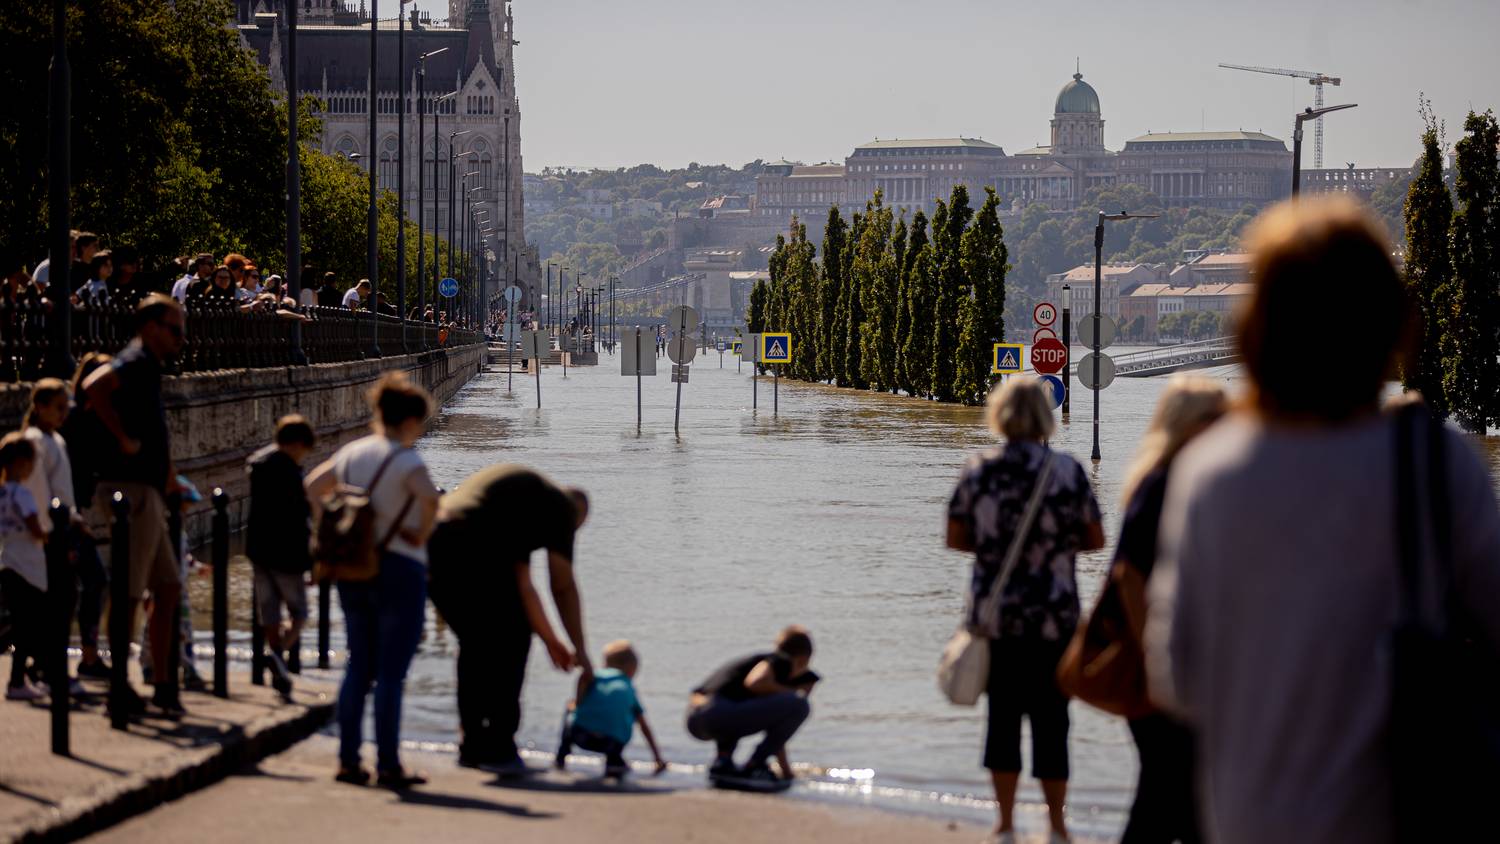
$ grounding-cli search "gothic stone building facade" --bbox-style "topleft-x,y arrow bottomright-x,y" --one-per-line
236,0 -> 536,298
754,70 -> 1294,221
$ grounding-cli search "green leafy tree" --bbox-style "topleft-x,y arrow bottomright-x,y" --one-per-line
1443,110 -> 1500,432
747,278 -> 767,334
904,203 -> 945,398
955,187 -> 1009,405
930,186 -> 972,402
818,208 -> 847,382
1402,105 -> 1452,415
783,220 -> 820,381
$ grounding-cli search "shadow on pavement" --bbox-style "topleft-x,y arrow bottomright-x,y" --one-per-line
396,789 -> 558,818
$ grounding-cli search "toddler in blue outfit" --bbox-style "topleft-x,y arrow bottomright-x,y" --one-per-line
557,640 -> 666,777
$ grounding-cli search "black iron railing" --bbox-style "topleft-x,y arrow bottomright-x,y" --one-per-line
0,294 -> 483,381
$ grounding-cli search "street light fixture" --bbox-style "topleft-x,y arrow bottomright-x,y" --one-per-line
1291,103 -> 1357,196
432,91 -> 457,308
415,46 -> 447,348
1090,210 -> 1160,461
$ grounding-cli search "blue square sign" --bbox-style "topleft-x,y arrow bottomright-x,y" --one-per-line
992,343 -> 1024,374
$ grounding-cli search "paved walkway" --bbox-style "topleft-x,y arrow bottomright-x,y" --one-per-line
0,656 -> 333,842
87,735 -> 1007,844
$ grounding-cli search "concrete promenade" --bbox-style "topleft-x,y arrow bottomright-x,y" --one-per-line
87,735 -> 1012,844
0,657 -> 333,843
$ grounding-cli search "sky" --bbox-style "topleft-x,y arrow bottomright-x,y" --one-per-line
411,0 -> 1499,172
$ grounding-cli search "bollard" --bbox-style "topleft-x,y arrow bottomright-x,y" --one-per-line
46,499 -> 71,755
317,577 -> 331,670
211,489 -> 229,698
249,576 -> 265,686
163,492 -> 183,705
108,492 -> 131,730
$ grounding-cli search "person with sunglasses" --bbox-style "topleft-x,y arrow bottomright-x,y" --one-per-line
82,295 -> 188,716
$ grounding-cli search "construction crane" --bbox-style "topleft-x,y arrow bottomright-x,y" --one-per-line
1219,63 -> 1342,169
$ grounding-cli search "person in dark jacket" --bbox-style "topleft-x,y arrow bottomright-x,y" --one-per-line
316,272 -> 342,309
246,415 -> 317,700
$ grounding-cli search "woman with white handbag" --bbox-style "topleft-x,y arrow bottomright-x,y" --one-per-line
945,377 -> 1105,844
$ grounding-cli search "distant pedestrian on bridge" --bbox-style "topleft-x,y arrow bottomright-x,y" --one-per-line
947,376 -> 1105,844
428,465 -> 591,775
1145,196 -> 1500,844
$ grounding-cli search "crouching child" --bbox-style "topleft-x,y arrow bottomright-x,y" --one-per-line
557,640 -> 666,778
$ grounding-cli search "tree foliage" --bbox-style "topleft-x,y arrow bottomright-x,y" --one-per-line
1442,110 -> 1500,432
1401,105 -> 1452,415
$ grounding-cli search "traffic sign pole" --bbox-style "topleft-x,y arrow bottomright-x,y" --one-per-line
1060,286 -> 1072,415
774,366 -> 779,415
635,327 -> 643,431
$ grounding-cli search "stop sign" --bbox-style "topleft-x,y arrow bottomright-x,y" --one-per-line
1031,337 -> 1068,374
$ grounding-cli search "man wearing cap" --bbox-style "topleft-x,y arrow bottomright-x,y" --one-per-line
428,465 -> 592,773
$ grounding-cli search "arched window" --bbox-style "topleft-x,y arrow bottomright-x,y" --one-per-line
473,138 -> 492,193
425,138 -> 449,198
335,135 -> 359,161
378,135 -> 399,191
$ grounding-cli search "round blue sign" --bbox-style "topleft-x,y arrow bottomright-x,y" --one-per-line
439,277 -> 459,298
1039,374 -> 1066,409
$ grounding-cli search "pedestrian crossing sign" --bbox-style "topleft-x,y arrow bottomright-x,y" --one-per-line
992,343 -> 1024,374
732,339 -> 742,356
761,332 -> 792,364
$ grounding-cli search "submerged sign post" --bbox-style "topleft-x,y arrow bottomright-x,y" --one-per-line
760,332 -> 792,415
504,285 -> 523,392
520,330 -> 550,409
667,305 -> 700,436
743,332 -> 761,406
621,327 -> 656,430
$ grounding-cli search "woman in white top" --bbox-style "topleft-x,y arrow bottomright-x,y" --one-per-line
306,371 -> 441,789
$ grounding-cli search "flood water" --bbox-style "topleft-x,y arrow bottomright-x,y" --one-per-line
190,345 -> 1500,837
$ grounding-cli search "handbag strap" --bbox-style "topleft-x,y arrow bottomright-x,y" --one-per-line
978,449 -> 1058,624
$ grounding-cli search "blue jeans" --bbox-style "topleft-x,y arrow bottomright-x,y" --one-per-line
337,552 -> 427,773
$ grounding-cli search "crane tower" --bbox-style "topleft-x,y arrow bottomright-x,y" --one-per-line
1219,63 -> 1342,169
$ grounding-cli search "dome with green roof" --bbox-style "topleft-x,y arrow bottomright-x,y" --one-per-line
1054,72 -> 1100,115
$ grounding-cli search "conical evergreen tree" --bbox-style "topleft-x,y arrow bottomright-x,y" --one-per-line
858,194 -> 896,391
783,220 -> 819,381
840,209 -> 869,388
818,208 -> 848,382
747,278 -> 767,334
896,211 -> 929,395
1402,106 -> 1452,414
930,186 -> 972,402
955,187 -> 1009,405
1443,110 -> 1500,432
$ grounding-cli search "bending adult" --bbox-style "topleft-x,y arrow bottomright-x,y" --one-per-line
1109,376 -> 1226,844
305,371 -> 441,789
427,465 -> 591,774
83,295 -> 186,715
947,376 -> 1105,844
1145,197 -> 1500,844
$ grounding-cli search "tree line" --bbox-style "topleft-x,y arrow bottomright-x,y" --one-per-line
1400,101 -> 1499,433
0,0 -> 462,300
746,184 -> 1008,406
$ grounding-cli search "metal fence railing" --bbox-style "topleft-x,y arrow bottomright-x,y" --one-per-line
0,295 -> 483,381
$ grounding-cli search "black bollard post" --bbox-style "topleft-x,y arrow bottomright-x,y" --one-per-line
211,489 -> 229,698
317,577 -> 331,670
163,492 -> 183,704
108,492 -> 131,730
250,575 -> 265,686
46,499 -> 71,755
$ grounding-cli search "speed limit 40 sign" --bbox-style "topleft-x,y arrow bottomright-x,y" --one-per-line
1034,302 -> 1057,327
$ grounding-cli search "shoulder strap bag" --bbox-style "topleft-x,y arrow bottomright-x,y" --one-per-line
939,450 -> 1057,707
312,447 -> 415,583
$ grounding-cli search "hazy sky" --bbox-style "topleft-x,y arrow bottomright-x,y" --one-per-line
411,0 -> 1498,171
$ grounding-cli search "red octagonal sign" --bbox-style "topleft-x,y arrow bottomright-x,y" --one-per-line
1031,337 -> 1068,375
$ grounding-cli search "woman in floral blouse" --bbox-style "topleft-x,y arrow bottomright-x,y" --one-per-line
948,376 -> 1105,844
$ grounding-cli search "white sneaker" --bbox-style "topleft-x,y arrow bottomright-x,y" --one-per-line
6,679 -> 46,701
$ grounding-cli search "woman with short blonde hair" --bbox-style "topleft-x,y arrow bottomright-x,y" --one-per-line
949,376 -> 1105,844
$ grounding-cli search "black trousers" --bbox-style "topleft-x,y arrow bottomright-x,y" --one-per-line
1122,713 -> 1202,844
457,625 -> 531,764
984,637 -> 1070,780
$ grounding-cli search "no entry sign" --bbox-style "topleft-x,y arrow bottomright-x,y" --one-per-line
1031,337 -> 1068,375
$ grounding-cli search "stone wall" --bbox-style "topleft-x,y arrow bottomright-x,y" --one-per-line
0,343 -> 485,544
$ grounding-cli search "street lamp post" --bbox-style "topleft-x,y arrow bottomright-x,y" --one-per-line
394,2 -> 411,352
284,0 -> 307,364
546,262 -> 554,339
447,132 -> 472,281
1060,283 -> 1071,415
415,48 -> 446,347
1291,103 -> 1358,196
1091,211 -> 1159,461
365,0 -> 380,358
432,91 -> 455,309
45,0 -> 73,378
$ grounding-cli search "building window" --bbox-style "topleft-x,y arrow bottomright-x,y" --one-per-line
378,136 -> 398,191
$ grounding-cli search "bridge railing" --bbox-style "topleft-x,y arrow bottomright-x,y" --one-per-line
1109,336 -> 1236,371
